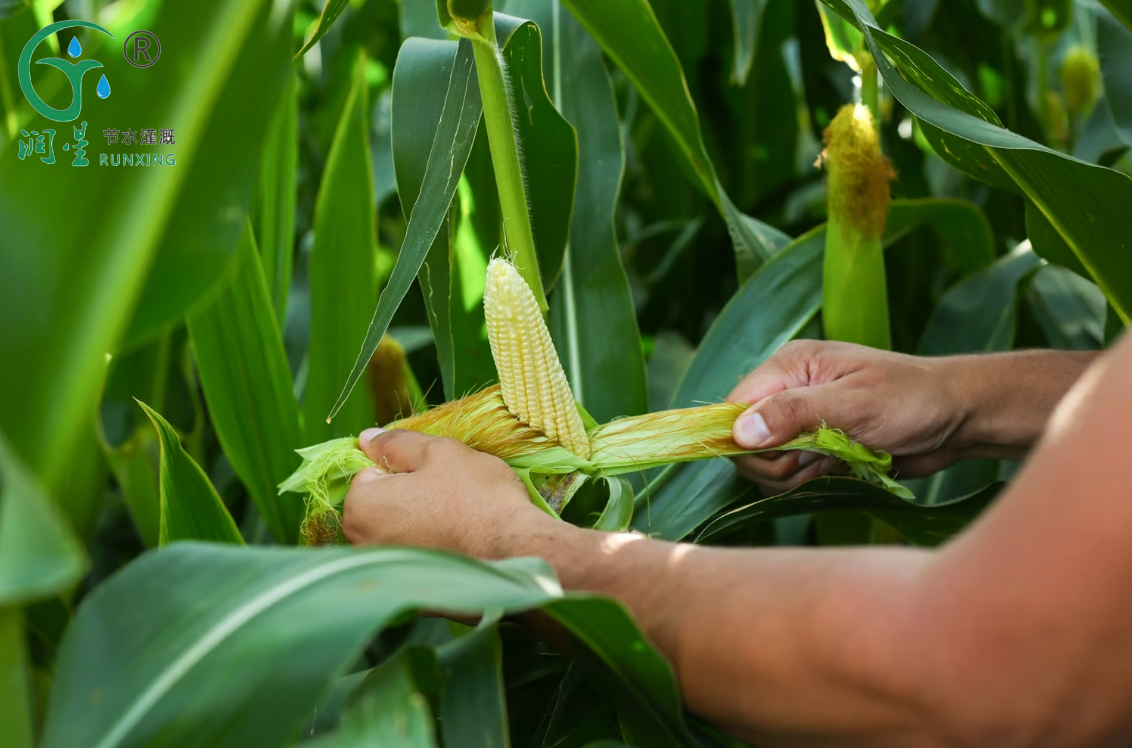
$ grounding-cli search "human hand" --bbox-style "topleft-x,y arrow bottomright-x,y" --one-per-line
727,340 -> 968,494
342,428 -> 552,558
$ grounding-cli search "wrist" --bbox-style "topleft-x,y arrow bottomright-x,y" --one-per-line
936,351 -> 1098,458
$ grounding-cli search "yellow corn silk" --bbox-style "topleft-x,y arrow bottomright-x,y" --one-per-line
279,257 -> 911,544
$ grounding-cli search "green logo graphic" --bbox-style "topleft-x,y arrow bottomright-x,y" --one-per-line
18,20 -> 114,123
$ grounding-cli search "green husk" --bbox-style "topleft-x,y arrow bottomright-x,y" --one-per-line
278,401 -> 912,542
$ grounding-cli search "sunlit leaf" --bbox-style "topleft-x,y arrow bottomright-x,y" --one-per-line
187,220 -> 304,543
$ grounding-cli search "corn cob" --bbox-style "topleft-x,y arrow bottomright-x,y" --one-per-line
483,258 -> 590,458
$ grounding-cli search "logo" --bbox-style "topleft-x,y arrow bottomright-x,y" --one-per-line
18,20 -> 114,123
123,30 -> 160,68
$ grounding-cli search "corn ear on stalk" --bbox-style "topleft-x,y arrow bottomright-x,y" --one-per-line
1060,46 -> 1100,117
484,258 -> 590,458
821,104 -> 894,351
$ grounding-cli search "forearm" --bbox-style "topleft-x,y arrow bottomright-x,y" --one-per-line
493,517 -> 939,745
940,350 -> 1097,459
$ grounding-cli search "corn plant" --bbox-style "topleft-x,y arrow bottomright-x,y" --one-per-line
0,0 -> 1129,746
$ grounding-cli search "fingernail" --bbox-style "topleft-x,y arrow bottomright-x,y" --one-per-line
797,451 -> 819,467
735,410 -> 772,447
359,427 -> 385,443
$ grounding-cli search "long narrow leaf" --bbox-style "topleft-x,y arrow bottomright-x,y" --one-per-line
187,220 -> 304,543
329,39 -> 482,420
137,402 -> 243,546
505,0 -> 647,422
0,431 -> 87,606
308,53 -> 379,440
0,0 -> 292,486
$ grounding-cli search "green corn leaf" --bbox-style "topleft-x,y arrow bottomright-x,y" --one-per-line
187,219 -> 304,544
437,621 -> 509,748
253,69 -> 298,324
39,544 -> 559,748
136,401 -> 243,546
0,0 -> 293,487
558,0 -> 790,278
295,0 -> 349,59
307,52 -> 379,442
329,38 -> 482,421
0,430 -> 87,607
727,0 -> 769,85
502,0 -> 647,423
918,245 -> 1042,357
308,649 -> 439,748
1099,0 -> 1132,32
1027,265 -> 1107,351
884,198 -> 994,276
698,478 -> 1000,546
819,0 -> 1132,323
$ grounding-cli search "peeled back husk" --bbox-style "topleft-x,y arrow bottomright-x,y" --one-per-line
278,394 -> 912,544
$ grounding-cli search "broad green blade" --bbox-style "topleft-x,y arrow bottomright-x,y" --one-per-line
437,622 -> 509,748
307,52 -> 378,442
884,198 -> 994,275
819,0 -> 1132,323
0,0 -> 293,486
0,430 -> 87,607
558,0 -> 790,277
392,37 -> 466,401
294,0 -> 348,59
137,402 -> 243,547
918,245 -> 1041,356
329,38 -> 482,420
545,596 -> 696,747
40,544 -> 560,748
311,649 -> 438,748
496,13 -> 577,293
1099,0 -> 1132,32
253,69 -> 298,324
504,0 -> 648,422
698,478 -> 1000,546
121,2 -> 295,347
727,0 -> 769,85
1027,265 -> 1107,350
187,220 -> 304,543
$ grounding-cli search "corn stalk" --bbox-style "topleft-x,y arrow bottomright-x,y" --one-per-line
441,1 -> 549,312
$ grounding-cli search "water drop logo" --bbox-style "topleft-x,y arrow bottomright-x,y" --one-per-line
18,20 -> 114,123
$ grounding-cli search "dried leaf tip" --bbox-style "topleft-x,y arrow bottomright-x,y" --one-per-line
484,258 -> 590,458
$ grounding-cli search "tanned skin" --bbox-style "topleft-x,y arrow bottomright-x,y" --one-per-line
343,337 -> 1132,747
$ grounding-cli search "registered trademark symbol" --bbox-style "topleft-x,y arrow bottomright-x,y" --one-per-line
123,30 -> 160,68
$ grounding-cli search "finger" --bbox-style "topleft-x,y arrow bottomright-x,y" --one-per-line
732,382 -> 844,450
731,450 -> 814,482
726,354 -> 794,406
357,428 -> 435,473
738,455 -> 837,495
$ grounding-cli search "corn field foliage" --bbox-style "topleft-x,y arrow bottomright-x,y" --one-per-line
0,0 -> 1130,745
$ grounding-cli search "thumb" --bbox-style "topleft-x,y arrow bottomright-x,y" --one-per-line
358,427 -> 433,473
733,385 -> 833,449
